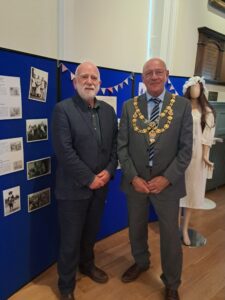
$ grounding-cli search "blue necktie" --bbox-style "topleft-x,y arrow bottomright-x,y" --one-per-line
149,98 -> 160,164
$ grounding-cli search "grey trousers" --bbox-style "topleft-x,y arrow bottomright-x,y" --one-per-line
126,193 -> 182,290
57,187 -> 108,295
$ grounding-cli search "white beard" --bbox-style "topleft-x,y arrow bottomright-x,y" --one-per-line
76,83 -> 100,102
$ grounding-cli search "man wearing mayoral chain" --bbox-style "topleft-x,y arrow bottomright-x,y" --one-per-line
117,58 -> 193,300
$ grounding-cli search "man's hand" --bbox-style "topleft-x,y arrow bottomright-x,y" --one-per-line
132,176 -> 150,194
97,170 -> 111,185
89,175 -> 105,190
147,176 -> 170,194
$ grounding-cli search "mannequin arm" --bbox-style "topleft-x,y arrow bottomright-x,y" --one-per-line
202,144 -> 214,168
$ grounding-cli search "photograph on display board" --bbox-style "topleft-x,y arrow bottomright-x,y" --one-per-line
26,118 -> 48,142
27,157 -> 51,180
3,186 -> 21,216
0,137 -> 24,176
28,188 -> 50,213
28,67 -> 48,102
0,75 -> 22,120
96,96 -> 117,113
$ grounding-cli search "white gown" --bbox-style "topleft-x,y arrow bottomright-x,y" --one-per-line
180,108 -> 215,209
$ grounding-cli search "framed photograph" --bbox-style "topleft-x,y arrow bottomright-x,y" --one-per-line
28,188 -> 50,212
27,157 -> 51,180
28,67 -> 48,102
208,91 -> 218,101
3,186 -> 21,216
208,0 -> 225,13
26,119 -> 48,142
96,96 -> 117,113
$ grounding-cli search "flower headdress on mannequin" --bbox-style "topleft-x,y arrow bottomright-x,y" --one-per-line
182,76 -> 207,96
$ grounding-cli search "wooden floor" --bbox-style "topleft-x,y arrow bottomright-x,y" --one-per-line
9,186 -> 225,300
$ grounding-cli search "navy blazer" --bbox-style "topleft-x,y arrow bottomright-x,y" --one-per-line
52,95 -> 118,200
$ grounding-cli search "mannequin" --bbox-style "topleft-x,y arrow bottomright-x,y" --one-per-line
179,76 -> 216,246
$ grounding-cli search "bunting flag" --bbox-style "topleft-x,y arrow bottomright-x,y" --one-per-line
61,64 -> 68,72
100,74 -> 134,94
165,77 -> 179,95
101,88 -> 106,95
114,85 -> 119,92
70,73 -> 75,80
59,62 -> 134,94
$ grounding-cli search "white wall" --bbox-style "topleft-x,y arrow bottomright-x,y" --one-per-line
0,0 -> 225,78
0,0 -> 57,58
171,0 -> 225,76
60,0 -> 149,72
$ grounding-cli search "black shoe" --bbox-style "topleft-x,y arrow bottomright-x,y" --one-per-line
79,265 -> 108,283
165,288 -> 180,300
59,293 -> 75,300
121,263 -> 149,283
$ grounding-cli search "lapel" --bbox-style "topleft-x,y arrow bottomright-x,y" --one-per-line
97,101 -> 106,147
156,91 -> 172,143
138,94 -> 148,119
158,91 -> 171,128
136,94 -> 149,146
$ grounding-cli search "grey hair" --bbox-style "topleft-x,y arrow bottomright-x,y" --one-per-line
74,61 -> 101,80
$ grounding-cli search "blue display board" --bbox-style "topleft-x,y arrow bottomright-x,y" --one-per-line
0,48 -> 58,300
0,52 -> 189,300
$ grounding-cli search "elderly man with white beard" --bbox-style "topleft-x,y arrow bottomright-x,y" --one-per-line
52,61 -> 118,300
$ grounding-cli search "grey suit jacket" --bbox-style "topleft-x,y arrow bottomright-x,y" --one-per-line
117,91 -> 193,200
52,95 -> 118,200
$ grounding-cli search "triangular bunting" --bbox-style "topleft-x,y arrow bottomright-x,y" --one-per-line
61,63 -> 68,72
119,82 -> 124,89
108,87 -> 113,93
101,88 -> 106,94
70,73 -> 75,80
114,85 -> 119,92
124,78 -> 129,85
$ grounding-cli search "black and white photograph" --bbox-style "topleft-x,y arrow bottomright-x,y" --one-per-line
10,107 -> 21,117
28,188 -> 50,213
28,67 -> 48,102
27,157 -> 51,180
9,86 -> 20,96
13,160 -> 23,171
3,186 -> 21,216
26,119 -> 48,142
10,140 -> 22,151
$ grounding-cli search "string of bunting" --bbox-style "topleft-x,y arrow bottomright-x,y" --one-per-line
59,63 -> 134,95
59,63 -> 179,96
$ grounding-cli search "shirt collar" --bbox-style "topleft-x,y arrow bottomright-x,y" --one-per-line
94,99 -> 100,109
80,96 -> 100,110
146,88 -> 166,102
